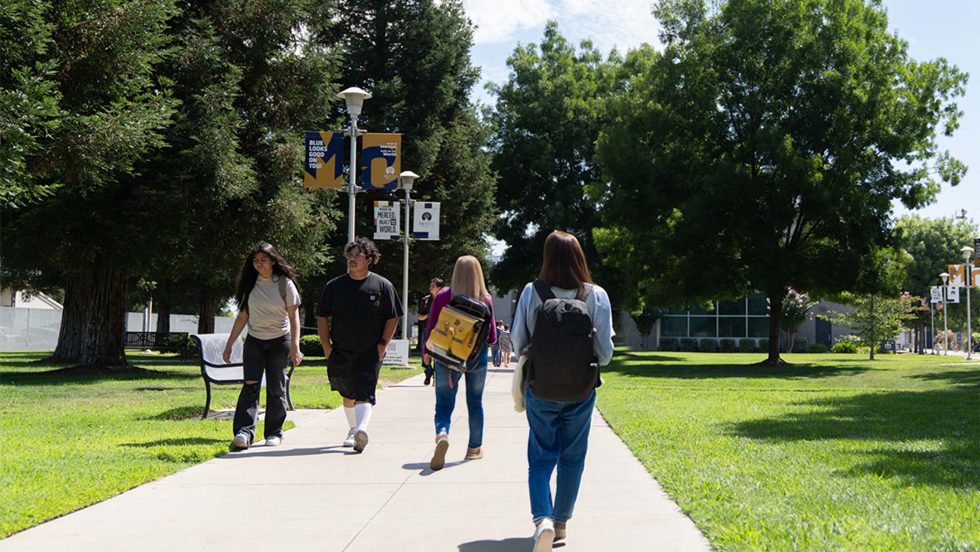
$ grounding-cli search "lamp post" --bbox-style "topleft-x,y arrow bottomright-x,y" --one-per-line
337,87 -> 372,244
930,296 -> 935,354
399,171 -> 418,342
962,246 -> 974,359
940,272 -> 949,355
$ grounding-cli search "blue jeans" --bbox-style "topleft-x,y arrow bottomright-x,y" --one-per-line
492,343 -> 501,366
434,345 -> 488,448
525,388 -> 596,523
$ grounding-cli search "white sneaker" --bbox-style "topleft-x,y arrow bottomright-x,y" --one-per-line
231,432 -> 250,450
265,435 -> 282,447
533,518 -> 555,551
343,428 -> 357,447
353,429 -> 369,453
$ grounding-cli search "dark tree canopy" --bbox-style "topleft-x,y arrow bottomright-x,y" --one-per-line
596,0 -> 967,364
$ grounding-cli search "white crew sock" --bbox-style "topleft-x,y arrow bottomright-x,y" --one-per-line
354,402 -> 373,432
344,406 -> 356,429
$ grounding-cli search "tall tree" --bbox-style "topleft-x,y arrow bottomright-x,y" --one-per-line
316,0 -> 495,308
489,22 -> 625,296
596,0 -> 967,364
138,1 -> 342,333
2,0 -> 178,368
822,293 -> 917,360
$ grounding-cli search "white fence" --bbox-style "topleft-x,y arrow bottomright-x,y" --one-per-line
0,307 -> 235,352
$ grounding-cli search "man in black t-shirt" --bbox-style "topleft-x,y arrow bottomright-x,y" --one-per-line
316,238 -> 402,452
417,277 -> 444,385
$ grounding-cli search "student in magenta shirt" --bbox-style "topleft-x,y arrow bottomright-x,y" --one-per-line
423,255 -> 497,470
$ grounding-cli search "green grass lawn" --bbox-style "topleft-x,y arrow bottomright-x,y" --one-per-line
597,351 -> 980,551
0,351 -> 422,538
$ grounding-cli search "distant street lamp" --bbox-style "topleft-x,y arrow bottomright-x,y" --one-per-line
940,272 -> 949,355
399,171 -> 419,342
962,246 -> 974,360
338,86 -> 372,244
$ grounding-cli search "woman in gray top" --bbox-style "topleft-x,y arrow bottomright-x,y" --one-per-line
223,242 -> 302,450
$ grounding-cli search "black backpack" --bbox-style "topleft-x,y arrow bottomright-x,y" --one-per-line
527,280 -> 600,402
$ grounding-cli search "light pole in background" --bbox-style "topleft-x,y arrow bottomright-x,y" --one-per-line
399,171 -> 419,342
962,246 -> 973,359
337,87 -> 372,244
930,296 -> 936,354
940,272 -> 949,355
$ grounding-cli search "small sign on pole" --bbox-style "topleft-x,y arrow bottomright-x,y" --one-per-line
931,286 -> 943,304
947,285 -> 960,303
412,202 -> 441,240
373,201 -> 400,241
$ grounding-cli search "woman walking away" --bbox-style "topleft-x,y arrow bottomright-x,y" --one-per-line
499,323 -> 513,368
424,255 -> 497,470
223,241 -> 303,450
511,231 -> 614,550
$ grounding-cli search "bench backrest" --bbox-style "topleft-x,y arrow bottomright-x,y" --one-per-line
191,333 -> 245,383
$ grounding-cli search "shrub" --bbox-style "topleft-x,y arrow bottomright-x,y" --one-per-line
658,337 -> 679,351
807,343 -> 829,353
720,339 -> 737,352
758,339 -> 769,352
700,339 -> 718,352
791,337 -> 809,353
831,341 -> 858,353
680,338 -> 698,352
300,334 -> 323,357
738,339 -> 756,353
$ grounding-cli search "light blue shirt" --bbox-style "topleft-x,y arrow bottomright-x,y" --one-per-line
511,282 -> 615,366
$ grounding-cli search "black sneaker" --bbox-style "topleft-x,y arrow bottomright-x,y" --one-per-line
423,374 -> 432,386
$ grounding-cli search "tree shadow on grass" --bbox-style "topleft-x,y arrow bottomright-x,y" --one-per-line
731,388 -> 980,490
0,368 -> 198,386
120,437 -> 226,448
604,360 -> 870,381
908,369 -> 980,387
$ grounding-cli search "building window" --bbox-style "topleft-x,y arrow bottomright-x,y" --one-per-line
748,317 -> 769,338
747,293 -> 768,316
718,316 -> 747,337
718,299 -> 745,316
689,316 -> 717,337
662,316 -> 687,337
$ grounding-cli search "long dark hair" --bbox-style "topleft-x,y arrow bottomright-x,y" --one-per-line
234,241 -> 299,311
538,231 -> 593,291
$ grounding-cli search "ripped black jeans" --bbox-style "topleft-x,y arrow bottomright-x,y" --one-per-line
232,334 -> 289,442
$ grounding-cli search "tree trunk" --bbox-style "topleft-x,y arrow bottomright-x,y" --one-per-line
155,298 -> 171,334
760,289 -> 786,366
52,265 -> 129,367
198,293 -> 217,334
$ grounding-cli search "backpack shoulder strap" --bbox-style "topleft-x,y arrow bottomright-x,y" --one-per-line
278,276 -> 289,306
532,279 -> 555,301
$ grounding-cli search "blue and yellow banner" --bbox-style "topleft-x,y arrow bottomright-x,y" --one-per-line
360,133 -> 402,190
304,131 -> 345,189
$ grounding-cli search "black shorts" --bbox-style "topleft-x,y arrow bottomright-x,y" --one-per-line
327,347 -> 382,404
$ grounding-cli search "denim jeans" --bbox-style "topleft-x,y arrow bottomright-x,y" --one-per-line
233,334 -> 289,441
492,343 -> 501,366
525,388 -> 596,523
433,345 -> 488,448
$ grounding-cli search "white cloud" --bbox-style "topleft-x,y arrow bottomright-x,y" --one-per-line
558,0 -> 661,53
464,0 -> 554,44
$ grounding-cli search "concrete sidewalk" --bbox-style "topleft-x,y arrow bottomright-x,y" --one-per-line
1,367 -> 711,551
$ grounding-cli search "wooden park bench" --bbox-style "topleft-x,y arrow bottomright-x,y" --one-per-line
191,333 -> 295,419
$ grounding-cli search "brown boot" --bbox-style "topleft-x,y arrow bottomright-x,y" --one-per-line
465,447 -> 483,460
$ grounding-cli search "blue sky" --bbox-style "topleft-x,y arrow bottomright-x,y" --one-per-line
464,0 -> 979,224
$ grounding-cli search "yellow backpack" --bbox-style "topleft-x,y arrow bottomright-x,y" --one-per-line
425,294 -> 492,372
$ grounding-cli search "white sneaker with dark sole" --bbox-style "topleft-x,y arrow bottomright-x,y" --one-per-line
265,436 -> 282,447
231,432 -> 250,450
533,518 -> 555,551
343,428 -> 357,447
353,429 -> 369,452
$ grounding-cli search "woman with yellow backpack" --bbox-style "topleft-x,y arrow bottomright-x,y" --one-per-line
422,255 -> 497,471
